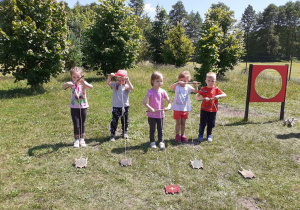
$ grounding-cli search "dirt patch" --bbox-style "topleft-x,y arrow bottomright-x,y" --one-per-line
237,197 -> 262,210
218,104 -> 245,118
292,154 -> 300,165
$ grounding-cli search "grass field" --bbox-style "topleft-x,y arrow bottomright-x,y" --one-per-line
0,62 -> 299,209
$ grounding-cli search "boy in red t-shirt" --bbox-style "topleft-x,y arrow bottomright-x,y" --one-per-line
195,72 -> 227,142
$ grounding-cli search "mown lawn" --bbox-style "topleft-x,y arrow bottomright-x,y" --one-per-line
0,62 -> 299,209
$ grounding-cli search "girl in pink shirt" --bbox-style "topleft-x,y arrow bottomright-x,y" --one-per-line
143,72 -> 171,149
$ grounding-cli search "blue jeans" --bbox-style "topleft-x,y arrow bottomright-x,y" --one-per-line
199,110 -> 216,136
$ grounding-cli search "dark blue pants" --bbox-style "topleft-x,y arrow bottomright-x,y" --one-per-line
199,110 -> 216,136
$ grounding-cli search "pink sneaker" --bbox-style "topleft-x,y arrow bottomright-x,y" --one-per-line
175,134 -> 181,143
181,135 -> 188,143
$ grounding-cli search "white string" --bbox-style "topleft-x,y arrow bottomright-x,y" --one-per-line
213,102 -> 243,169
74,83 -> 83,158
159,109 -> 173,184
177,85 -> 197,159
120,82 -> 127,159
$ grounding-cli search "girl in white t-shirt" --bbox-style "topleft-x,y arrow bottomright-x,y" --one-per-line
171,71 -> 198,143
62,67 -> 93,148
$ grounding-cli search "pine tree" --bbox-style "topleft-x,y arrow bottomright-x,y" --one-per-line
168,1 -> 187,27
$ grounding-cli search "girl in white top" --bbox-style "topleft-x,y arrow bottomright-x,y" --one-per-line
62,67 -> 93,148
171,71 -> 198,143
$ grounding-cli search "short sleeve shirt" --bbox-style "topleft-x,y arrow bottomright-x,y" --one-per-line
69,82 -> 89,109
171,84 -> 193,112
146,88 -> 169,118
111,83 -> 130,107
198,86 -> 223,112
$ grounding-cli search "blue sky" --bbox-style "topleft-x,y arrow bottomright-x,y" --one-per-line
61,0 -> 298,20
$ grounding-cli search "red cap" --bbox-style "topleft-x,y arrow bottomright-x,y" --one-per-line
115,69 -> 127,77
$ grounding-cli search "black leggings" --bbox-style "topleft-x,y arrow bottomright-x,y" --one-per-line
148,117 -> 164,143
71,108 -> 87,139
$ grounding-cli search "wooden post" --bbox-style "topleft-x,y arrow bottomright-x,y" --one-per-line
280,64 -> 289,120
244,64 -> 253,122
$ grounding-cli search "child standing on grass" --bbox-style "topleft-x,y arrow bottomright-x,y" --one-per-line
62,67 -> 93,148
171,71 -> 198,143
106,70 -> 133,141
195,72 -> 226,142
143,71 -> 171,149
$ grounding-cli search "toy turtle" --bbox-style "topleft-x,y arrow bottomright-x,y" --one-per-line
75,156 -> 88,168
190,159 -> 203,169
120,158 -> 132,167
238,168 -> 255,179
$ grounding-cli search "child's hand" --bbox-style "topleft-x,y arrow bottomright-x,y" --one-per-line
213,95 -> 219,100
109,73 -> 115,78
203,97 -> 210,102
192,81 -> 198,87
124,76 -> 130,82
66,81 -> 74,88
148,107 -> 156,113
178,81 -> 185,85
77,78 -> 85,85
164,107 -> 170,111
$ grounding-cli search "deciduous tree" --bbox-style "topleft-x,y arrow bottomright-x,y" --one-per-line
0,0 -> 68,87
82,0 -> 141,75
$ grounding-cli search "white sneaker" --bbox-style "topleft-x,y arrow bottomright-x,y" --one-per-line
207,135 -> 212,142
110,134 -> 115,142
159,142 -> 165,149
150,142 -> 157,148
80,139 -> 86,147
73,140 -> 79,148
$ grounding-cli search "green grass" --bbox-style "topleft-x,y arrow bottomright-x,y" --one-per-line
0,62 -> 299,209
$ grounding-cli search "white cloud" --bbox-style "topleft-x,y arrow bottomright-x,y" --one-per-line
144,3 -> 156,16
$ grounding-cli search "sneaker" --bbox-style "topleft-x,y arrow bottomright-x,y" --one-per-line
159,142 -> 165,149
175,134 -> 181,143
79,139 -> 86,147
122,132 -> 128,139
181,135 -> 188,143
207,135 -> 212,142
73,140 -> 79,148
198,134 -> 203,142
110,134 -> 115,142
150,142 -> 157,148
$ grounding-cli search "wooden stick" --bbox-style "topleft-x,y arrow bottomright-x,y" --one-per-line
146,109 -> 167,112
64,75 -> 84,90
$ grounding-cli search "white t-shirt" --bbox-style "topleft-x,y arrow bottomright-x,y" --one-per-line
171,84 -> 193,112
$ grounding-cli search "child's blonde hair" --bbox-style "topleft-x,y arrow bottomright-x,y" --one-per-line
151,71 -> 163,86
206,72 -> 216,79
178,71 -> 191,81
70,66 -> 83,76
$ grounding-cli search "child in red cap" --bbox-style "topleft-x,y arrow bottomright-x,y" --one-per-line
106,70 -> 133,141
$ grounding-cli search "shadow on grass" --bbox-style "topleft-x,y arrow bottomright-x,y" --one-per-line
224,119 -> 278,126
0,87 -> 46,99
111,141 -> 150,154
276,133 -> 300,140
85,137 -> 109,146
111,138 -> 201,155
28,137 -> 108,157
28,142 -> 72,157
